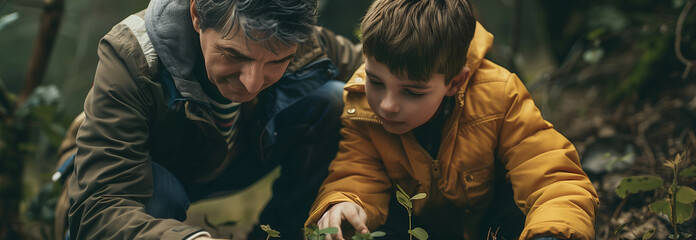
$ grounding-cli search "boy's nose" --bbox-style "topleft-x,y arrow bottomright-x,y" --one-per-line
239,63 -> 264,93
380,97 -> 400,114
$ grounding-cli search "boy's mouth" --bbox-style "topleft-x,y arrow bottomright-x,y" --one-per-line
377,115 -> 405,125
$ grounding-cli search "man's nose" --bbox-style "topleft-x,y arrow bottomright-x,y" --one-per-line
239,63 -> 264,93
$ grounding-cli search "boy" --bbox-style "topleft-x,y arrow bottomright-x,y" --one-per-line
306,0 -> 598,239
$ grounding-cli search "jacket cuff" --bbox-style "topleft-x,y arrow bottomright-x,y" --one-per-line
161,225 -> 205,240
521,206 -> 593,240
185,231 -> 211,240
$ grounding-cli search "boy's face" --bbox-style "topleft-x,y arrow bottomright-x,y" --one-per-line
364,58 -> 465,134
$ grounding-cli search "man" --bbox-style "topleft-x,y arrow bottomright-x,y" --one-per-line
56,0 -> 362,239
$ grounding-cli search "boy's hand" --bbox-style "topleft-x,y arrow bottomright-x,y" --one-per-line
317,202 -> 369,240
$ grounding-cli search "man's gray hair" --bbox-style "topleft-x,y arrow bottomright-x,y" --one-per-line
195,0 -> 317,45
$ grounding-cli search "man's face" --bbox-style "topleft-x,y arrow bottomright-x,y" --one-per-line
364,58 -> 456,135
197,29 -> 297,102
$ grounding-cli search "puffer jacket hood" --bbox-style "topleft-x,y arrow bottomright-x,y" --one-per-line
145,0 -> 207,103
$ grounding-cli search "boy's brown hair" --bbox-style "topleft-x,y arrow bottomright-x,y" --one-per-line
361,0 -> 476,83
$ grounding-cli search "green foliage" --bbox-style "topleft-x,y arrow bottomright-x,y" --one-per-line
643,228 -> 655,240
352,231 -> 386,240
395,184 -> 428,240
304,224 -> 339,240
649,198 -> 693,225
408,227 -> 429,240
616,153 -> 696,239
615,175 -> 663,198
260,224 -> 280,239
679,166 -> 696,177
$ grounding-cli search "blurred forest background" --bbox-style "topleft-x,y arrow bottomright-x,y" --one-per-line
1,0 -> 695,239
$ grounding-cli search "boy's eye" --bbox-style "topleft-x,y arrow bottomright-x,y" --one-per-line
368,78 -> 384,86
405,89 -> 425,97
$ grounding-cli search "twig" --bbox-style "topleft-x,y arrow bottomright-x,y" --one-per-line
16,0 -> 65,108
675,0 -> 696,80
611,193 -> 630,221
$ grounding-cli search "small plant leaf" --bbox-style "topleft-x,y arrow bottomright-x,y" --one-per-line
649,198 -> 671,216
642,228 -> 655,240
396,190 -> 412,209
649,198 -> 694,224
411,193 -> 427,200
615,175 -> 663,198
371,231 -> 386,237
408,227 -> 429,240
674,201 -> 694,224
316,227 -> 339,235
260,225 -> 280,237
352,233 -> 372,240
680,166 -> 696,177
396,184 -> 409,197
676,186 -> 696,204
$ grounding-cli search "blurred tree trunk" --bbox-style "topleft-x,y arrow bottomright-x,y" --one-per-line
0,0 -> 64,238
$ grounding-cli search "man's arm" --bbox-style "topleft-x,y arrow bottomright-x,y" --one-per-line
496,74 -> 599,240
67,25 -> 204,240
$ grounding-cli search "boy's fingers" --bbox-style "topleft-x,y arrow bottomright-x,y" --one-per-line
329,209 -> 345,240
343,206 -> 368,234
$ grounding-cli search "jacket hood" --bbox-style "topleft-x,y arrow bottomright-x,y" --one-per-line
145,0 -> 208,103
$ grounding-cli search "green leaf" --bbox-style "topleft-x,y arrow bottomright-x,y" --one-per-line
680,166 -> 696,177
408,227 -> 429,240
260,225 -> 280,237
649,198 -> 671,216
411,193 -> 426,200
316,227 -> 338,235
675,201 -> 694,224
396,190 -> 412,209
396,184 -> 409,198
615,175 -> 663,198
371,231 -> 386,237
649,199 -> 694,224
642,228 -> 655,240
352,233 -> 372,240
676,186 -> 696,204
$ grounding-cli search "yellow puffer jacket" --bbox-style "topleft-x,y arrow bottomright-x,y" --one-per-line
306,23 -> 598,240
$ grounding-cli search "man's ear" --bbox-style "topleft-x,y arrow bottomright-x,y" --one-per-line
445,66 -> 470,96
190,0 -> 201,33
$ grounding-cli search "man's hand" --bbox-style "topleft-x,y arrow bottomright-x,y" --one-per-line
317,202 -> 369,240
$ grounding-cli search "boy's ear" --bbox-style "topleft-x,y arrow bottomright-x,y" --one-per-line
190,0 -> 201,33
445,66 -> 470,96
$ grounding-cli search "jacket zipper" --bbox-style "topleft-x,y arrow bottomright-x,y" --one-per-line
410,140 -> 442,182
347,117 -> 382,124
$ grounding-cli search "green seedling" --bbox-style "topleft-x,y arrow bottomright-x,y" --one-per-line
260,225 -> 280,240
352,231 -> 386,240
615,153 -> 696,240
395,184 -> 429,240
304,223 -> 339,240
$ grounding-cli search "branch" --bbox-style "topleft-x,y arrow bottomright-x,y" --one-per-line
675,0 -> 696,80
16,0 -> 64,108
